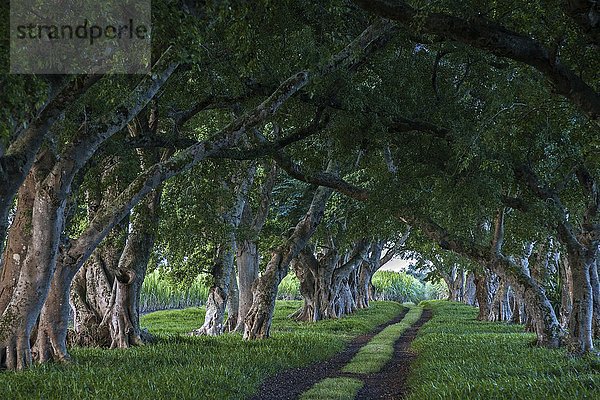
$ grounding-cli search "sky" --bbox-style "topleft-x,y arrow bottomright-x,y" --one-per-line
380,257 -> 414,272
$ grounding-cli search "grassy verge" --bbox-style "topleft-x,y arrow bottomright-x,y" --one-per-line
342,304 -> 422,374
0,301 -> 403,400
300,377 -> 364,400
407,300 -> 600,400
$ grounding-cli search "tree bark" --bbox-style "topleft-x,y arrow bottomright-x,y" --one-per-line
0,76 -> 101,255
416,212 -> 562,347
108,188 -> 161,348
234,163 -> 277,332
589,260 -> 600,337
225,265 -> 239,333
243,180 -> 333,340
0,58 -> 176,370
33,260 -> 78,363
559,255 -> 573,329
0,169 -> 36,315
464,271 -> 477,306
356,241 -> 383,309
474,271 -> 492,321
235,239 -> 260,332
193,243 -> 234,336
567,252 -> 595,352
194,166 -> 254,336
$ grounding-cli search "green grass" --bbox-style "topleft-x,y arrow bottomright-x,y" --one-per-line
342,304 -> 422,374
407,300 -> 600,400
300,377 -> 364,400
0,301 -> 403,400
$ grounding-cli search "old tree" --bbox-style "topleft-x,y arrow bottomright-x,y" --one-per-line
1,0 -> 599,370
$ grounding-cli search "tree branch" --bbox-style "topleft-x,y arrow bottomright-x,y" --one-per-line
353,0 -> 600,121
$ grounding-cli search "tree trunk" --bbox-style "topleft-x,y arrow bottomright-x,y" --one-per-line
107,189 -> 160,348
69,175 -> 128,347
568,253 -> 594,352
234,239 -> 260,332
0,152 -> 64,370
496,264 -> 561,348
225,266 -> 240,333
233,163 -> 277,332
356,242 -> 383,309
32,260 -> 78,363
195,244 -> 234,337
290,252 -> 317,321
559,255 -> 573,329
69,256 -> 114,347
474,272 -> 492,321
1,163 -> 41,370
464,271 -> 477,305
244,182 -> 333,340
194,166 -> 254,337
0,170 -> 36,316
590,261 -> 600,337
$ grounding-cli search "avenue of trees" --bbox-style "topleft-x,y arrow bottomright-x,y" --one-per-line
1,0 -> 599,370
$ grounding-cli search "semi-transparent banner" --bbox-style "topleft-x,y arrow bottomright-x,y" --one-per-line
10,1 -> 151,74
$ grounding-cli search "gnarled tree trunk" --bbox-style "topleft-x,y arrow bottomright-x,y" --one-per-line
244,182 -> 333,340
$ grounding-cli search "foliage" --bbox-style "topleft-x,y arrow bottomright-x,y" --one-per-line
0,301 -> 403,399
372,271 -> 447,303
277,273 -> 301,300
407,301 -> 600,400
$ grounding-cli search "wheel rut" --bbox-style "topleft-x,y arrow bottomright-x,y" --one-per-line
249,307 -> 410,400
355,309 -> 432,399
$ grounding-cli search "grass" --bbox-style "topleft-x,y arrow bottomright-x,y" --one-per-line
0,301 -> 404,400
407,300 -> 600,400
300,377 -> 364,400
342,304 -> 422,374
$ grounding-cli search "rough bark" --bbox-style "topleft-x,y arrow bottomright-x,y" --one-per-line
69,251 -> 115,347
516,164 -> 596,352
292,239 -> 369,322
464,271 -> 477,306
443,265 -> 465,302
567,252 -> 595,352
226,265 -> 240,333
0,76 -> 101,255
193,243 -> 234,336
235,238 -> 260,332
33,260 -> 78,363
234,164 -> 277,332
194,166 -> 254,336
591,260 -> 600,336
0,57 -> 177,370
489,279 -> 510,322
474,271 -> 493,321
243,181 -> 333,340
356,242 -> 384,309
108,188 -> 161,348
0,169 -> 36,316
0,170 -> 36,368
